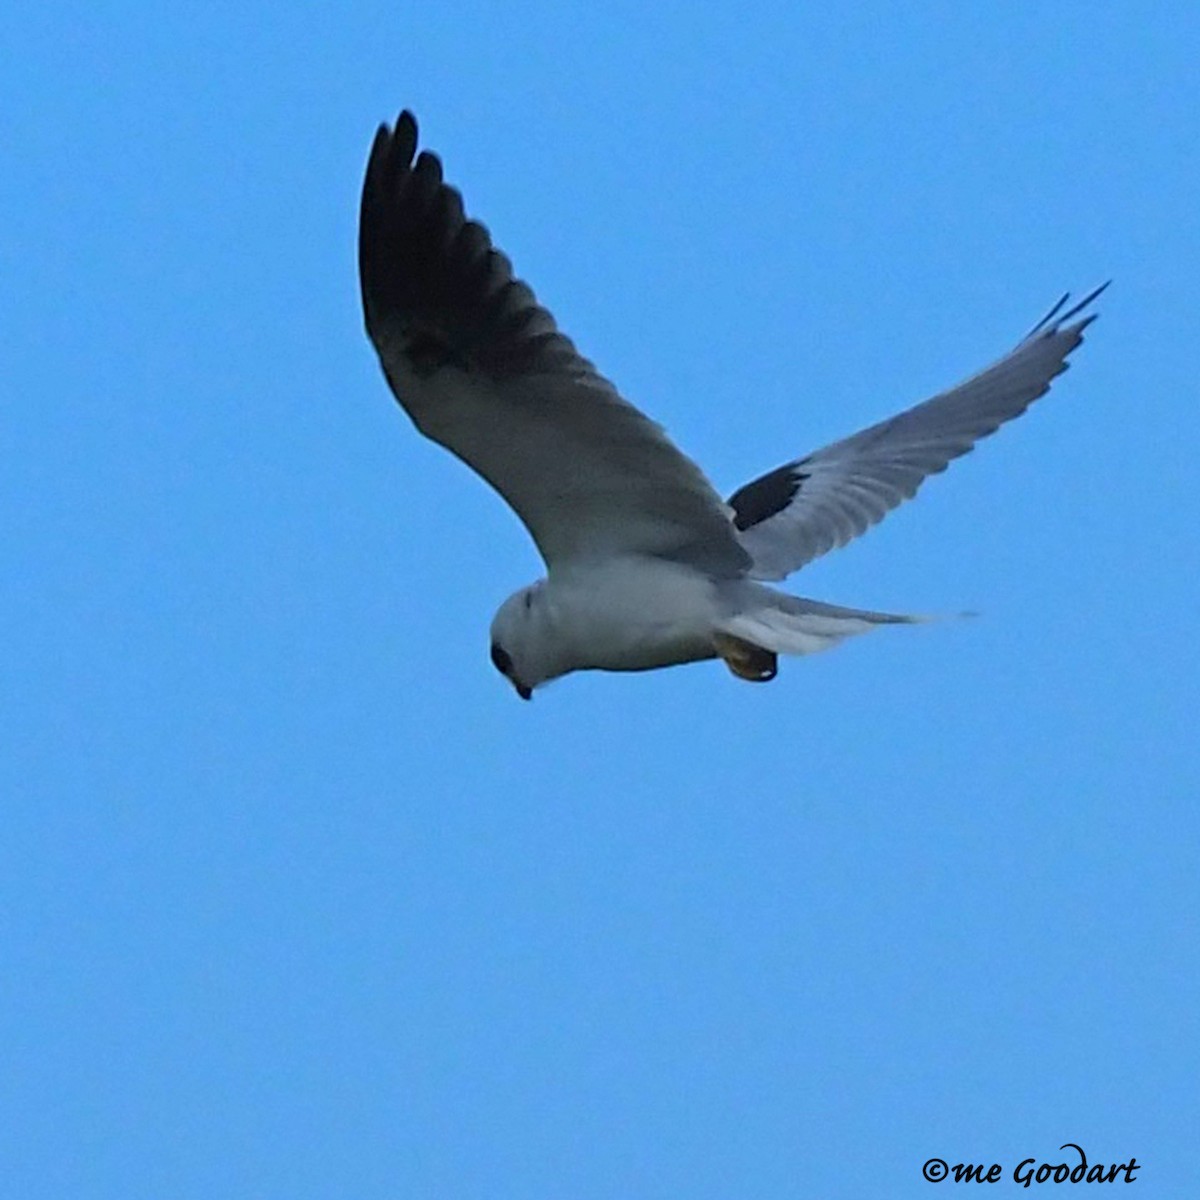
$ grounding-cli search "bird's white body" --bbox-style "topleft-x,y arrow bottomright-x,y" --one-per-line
494,558 -> 723,683
492,559 -> 921,694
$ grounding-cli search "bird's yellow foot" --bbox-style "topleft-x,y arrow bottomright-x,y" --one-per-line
713,633 -> 778,683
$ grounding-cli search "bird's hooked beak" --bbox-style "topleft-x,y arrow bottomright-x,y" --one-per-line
491,642 -> 531,701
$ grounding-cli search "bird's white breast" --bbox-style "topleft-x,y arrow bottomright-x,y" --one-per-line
541,557 -> 721,673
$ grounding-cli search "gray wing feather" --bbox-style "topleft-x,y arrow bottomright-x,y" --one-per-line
731,285 -> 1108,581
359,112 -> 749,574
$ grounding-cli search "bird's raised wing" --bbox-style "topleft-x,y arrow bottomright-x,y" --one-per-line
729,285 -> 1108,581
359,112 -> 749,575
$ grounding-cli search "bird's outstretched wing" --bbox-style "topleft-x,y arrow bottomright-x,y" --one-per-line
359,111 -> 749,574
729,285 -> 1108,581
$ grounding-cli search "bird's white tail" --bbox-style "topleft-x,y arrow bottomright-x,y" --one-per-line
717,589 -> 926,658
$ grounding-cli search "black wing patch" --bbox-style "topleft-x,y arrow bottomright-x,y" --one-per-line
728,462 -> 809,531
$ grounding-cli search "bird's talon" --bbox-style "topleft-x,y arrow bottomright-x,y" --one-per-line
713,633 -> 778,683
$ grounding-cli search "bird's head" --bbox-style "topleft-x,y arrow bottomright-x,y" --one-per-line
489,581 -> 560,701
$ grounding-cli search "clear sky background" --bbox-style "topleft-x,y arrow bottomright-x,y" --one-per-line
3,4 -> 1197,1197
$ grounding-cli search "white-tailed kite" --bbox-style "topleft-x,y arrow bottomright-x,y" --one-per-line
358,111 -> 1105,701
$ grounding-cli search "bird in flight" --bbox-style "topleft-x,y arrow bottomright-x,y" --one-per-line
358,111 -> 1105,701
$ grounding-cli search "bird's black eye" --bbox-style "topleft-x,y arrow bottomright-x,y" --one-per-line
490,643 -> 514,677
522,590 -> 533,611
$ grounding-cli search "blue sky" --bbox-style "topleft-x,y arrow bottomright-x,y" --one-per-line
3,3 -> 1197,1197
